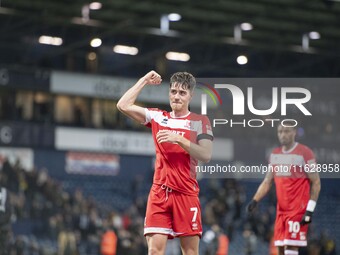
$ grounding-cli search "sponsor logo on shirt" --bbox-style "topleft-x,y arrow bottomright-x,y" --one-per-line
158,130 -> 186,137
161,118 -> 168,125
171,130 -> 185,136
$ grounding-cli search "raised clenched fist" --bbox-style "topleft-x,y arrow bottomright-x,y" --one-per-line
143,70 -> 162,85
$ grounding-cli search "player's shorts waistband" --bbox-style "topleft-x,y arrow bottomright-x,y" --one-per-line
152,183 -> 199,197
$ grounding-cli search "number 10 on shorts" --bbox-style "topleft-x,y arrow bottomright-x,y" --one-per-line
288,221 -> 300,233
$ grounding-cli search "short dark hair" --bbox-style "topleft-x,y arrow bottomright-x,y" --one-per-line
169,72 -> 196,92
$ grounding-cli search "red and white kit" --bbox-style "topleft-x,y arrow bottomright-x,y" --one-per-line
270,142 -> 316,247
143,108 -> 213,238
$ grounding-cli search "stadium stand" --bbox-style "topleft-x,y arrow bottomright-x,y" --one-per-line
1,157 -> 338,254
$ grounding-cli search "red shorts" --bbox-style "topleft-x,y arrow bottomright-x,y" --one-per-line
274,212 -> 309,247
144,184 -> 202,238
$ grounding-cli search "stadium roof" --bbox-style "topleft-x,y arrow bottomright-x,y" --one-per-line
1,0 -> 340,77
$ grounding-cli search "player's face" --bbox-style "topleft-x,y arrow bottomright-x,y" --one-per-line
169,83 -> 193,112
277,125 -> 296,146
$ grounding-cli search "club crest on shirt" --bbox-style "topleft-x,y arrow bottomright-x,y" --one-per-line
184,120 -> 191,129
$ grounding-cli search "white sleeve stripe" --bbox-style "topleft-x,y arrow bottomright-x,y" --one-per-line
144,108 -> 162,124
144,108 -> 151,124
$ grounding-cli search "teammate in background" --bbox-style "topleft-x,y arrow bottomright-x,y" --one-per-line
117,71 -> 213,255
246,124 -> 321,255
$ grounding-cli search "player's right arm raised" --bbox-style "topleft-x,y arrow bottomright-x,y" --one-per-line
117,71 -> 162,123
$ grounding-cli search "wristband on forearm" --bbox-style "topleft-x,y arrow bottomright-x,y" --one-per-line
306,200 -> 316,212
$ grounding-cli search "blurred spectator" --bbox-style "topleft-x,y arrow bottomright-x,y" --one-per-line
201,225 -> 219,255
320,231 -> 337,255
214,224 -> 229,255
2,158 -> 18,192
0,183 -> 11,255
100,228 -> 117,255
243,224 -> 257,255
269,233 -> 278,255
58,226 -> 78,255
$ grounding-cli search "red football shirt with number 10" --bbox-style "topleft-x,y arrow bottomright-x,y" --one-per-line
270,142 -> 316,214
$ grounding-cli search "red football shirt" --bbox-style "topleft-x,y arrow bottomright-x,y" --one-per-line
269,142 -> 316,214
145,108 -> 213,196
